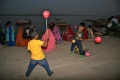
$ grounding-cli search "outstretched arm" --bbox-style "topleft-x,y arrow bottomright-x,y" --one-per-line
28,50 -> 31,53
76,32 -> 82,40
42,35 -> 49,47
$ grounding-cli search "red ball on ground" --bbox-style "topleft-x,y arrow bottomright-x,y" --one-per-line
94,36 -> 102,44
85,52 -> 90,57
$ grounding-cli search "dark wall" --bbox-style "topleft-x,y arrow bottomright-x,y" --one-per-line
0,0 -> 120,15
0,0 -> 120,35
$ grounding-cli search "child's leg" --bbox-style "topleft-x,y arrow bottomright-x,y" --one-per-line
26,59 -> 38,77
70,39 -> 77,53
37,58 -> 53,76
76,40 -> 83,56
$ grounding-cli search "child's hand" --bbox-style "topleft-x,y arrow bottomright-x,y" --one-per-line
72,39 -> 76,43
79,37 -> 83,40
46,35 -> 49,40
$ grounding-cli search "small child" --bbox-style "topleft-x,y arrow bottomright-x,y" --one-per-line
87,25 -> 95,38
70,22 -> 85,58
26,30 -> 53,77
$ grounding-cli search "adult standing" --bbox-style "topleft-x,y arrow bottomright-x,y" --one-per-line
4,21 -> 15,46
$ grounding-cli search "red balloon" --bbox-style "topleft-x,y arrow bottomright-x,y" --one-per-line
43,10 -> 50,19
85,52 -> 90,57
94,36 -> 102,43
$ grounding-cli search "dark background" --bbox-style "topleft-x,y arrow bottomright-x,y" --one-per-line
0,0 -> 120,35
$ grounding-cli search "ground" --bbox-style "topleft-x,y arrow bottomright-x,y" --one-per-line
0,36 -> 120,80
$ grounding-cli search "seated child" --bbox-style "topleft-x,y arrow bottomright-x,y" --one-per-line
87,25 -> 95,38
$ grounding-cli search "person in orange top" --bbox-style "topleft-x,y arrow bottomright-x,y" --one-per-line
26,29 -> 53,77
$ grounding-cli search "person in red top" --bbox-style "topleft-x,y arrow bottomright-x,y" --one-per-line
62,25 -> 74,41
82,22 -> 88,39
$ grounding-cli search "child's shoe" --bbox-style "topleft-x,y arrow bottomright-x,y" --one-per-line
26,73 -> 29,77
49,71 -> 54,76
80,55 -> 83,58
70,51 -> 73,54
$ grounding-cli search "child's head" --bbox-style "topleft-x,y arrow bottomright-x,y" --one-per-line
31,25 -> 36,29
79,22 -> 85,26
79,22 -> 85,31
88,25 -> 92,28
5,21 -> 11,27
27,27 -> 29,29
29,29 -> 39,39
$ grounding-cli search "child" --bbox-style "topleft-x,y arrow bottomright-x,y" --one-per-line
26,30 -> 53,77
31,25 -> 37,32
70,22 -> 85,58
87,25 -> 95,38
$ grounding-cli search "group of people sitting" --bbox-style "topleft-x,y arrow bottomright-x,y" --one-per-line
93,14 -> 120,36
1,14 -> 119,48
0,20 -> 40,48
106,15 -> 120,35
16,25 -> 38,47
17,23 -> 63,53
0,20 -> 62,53
0,20 -> 94,48
62,22 -> 97,42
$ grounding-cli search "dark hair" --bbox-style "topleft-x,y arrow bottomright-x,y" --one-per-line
79,22 -> 85,26
110,16 -> 114,19
48,23 -> 55,31
27,27 -> 29,29
29,29 -> 38,39
88,25 -> 92,28
5,21 -> 11,27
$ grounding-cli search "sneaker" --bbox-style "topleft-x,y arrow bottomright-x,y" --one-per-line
25,73 -> 29,77
49,71 -> 54,76
80,55 -> 83,58
70,51 -> 74,54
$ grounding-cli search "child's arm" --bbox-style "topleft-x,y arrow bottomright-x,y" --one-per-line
76,32 -> 83,40
76,32 -> 79,38
28,50 -> 31,53
42,35 -> 49,47
27,43 -> 31,53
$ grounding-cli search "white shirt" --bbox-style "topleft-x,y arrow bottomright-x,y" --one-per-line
111,18 -> 118,25
26,29 -> 30,36
107,22 -> 112,28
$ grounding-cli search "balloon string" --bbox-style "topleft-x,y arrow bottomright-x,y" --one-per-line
46,19 -> 48,35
